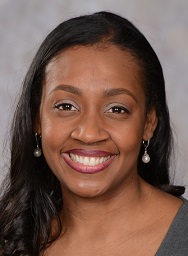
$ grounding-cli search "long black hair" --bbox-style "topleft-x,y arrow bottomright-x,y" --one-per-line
0,11 -> 185,255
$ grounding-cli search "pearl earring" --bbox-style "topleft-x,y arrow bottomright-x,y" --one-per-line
33,133 -> 42,157
142,140 -> 150,163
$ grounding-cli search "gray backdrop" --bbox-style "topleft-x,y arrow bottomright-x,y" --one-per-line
0,0 -> 188,197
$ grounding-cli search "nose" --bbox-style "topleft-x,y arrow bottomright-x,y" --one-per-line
71,112 -> 110,144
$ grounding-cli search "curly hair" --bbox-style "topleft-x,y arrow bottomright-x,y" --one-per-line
0,11 -> 185,255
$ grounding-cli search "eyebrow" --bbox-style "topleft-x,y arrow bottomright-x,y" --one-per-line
49,84 -> 82,96
49,84 -> 137,102
104,88 -> 137,102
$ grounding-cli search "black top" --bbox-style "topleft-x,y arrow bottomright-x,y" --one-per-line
156,198 -> 188,256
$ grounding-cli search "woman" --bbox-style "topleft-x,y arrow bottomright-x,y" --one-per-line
0,11 -> 187,255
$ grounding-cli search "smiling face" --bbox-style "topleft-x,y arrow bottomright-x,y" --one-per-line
35,45 -> 157,198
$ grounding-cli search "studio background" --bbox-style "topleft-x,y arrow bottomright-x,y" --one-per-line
0,0 -> 188,197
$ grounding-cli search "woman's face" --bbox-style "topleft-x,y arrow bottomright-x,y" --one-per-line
36,45 -> 157,198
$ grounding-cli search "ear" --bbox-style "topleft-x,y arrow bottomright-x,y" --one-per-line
143,108 -> 158,141
33,113 -> 41,135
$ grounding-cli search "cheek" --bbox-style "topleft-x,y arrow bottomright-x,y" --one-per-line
40,117 -> 67,179
111,119 -> 145,155
40,114 -> 69,153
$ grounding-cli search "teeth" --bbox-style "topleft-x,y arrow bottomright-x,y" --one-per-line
76,155 -> 79,162
90,157 -> 96,166
99,157 -> 104,164
69,153 -> 111,166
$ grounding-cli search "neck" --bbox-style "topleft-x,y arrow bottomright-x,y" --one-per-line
60,176 -> 147,233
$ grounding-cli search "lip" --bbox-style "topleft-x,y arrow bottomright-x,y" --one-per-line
62,150 -> 117,174
66,149 -> 114,157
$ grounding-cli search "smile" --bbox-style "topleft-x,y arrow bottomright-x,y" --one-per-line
62,150 -> 116,174
69,153 -> 111,166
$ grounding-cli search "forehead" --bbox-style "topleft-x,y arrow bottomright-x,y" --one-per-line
44,45 -> 145,96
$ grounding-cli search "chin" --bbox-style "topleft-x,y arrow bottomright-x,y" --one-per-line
62,181 -> 109,199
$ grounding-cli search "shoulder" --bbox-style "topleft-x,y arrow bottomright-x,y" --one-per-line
156,197 -> 188,256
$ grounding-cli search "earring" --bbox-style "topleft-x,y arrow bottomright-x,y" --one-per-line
142,140 -> 150,163
33,133 -> 42,157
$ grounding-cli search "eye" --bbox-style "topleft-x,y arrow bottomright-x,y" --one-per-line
107,106 -> 129,114
55,103 -> 77,111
